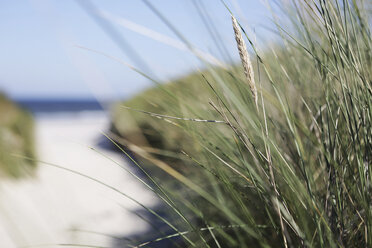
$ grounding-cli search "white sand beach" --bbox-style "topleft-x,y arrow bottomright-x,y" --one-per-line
0,111 -> 158,247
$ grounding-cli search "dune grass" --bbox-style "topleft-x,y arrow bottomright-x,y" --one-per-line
109,1 -> 371,247
0,93 -> 36,178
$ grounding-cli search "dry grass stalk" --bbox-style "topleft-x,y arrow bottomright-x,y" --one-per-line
231,16 -> 258,108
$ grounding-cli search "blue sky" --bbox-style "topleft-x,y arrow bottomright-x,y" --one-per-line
0,0 -> 274,100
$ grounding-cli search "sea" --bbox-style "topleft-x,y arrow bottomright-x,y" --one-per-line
16,99 -> 106,116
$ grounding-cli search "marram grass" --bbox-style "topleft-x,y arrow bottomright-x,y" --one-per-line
0,93 -> 36,178
110,0 -> 371,247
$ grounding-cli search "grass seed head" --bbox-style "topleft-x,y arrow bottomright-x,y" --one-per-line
231,15 -> 258,108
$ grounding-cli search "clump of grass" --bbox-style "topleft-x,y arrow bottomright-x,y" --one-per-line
0,93 -> 36,178
111,0 -> 371,247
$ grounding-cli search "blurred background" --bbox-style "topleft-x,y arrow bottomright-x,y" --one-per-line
0,0 -> 273,247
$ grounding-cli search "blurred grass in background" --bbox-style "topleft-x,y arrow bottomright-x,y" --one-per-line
110,0 -> 371,247
0,93 -> 36,178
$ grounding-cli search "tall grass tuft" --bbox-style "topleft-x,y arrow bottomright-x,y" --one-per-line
0,93 -> 36,178
111,0 -> 371,247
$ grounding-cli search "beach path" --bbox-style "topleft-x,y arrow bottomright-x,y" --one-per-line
0,111 -> 158,247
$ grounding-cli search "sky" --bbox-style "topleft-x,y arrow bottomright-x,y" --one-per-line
0,0 -> 275,100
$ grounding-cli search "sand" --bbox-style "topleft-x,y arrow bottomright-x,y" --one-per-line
0,111 -> 158,247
